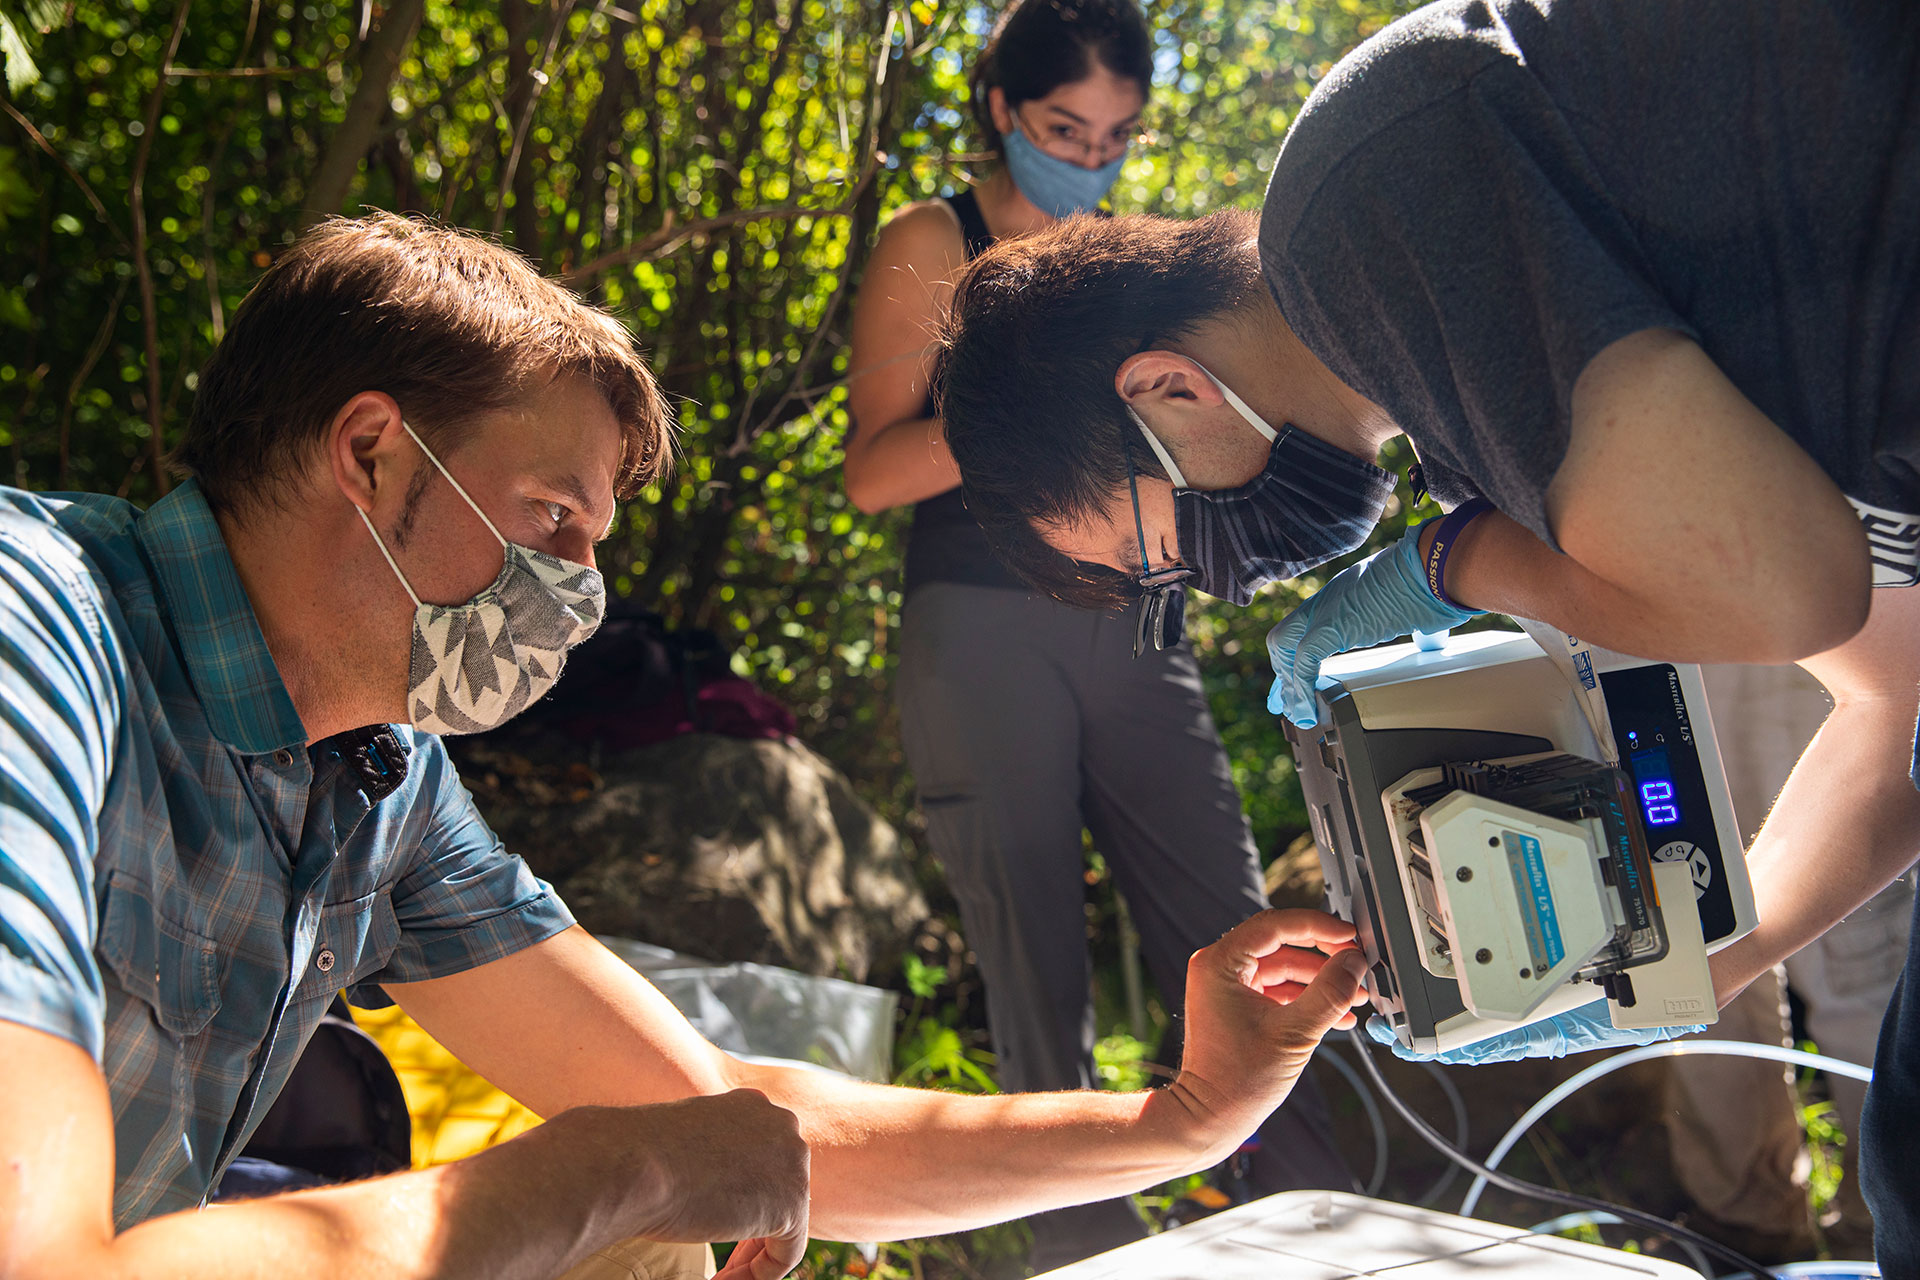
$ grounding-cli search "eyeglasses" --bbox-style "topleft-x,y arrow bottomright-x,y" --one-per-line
1125,442 -> 1193,658
1016,104 -> 1138,168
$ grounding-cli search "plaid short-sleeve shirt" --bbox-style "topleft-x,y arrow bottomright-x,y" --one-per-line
0,480 -> 574,1227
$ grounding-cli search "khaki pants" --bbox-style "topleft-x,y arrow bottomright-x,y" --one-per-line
1663,969 -> 1811,1235
555,1239 -> 715,1280
1665,665 -> 1912,1246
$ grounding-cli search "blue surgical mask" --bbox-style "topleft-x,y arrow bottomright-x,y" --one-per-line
1002,127 -> 1126,217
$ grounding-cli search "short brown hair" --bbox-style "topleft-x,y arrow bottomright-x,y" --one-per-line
175,211 -> 671,515
933,209 -> 1264,606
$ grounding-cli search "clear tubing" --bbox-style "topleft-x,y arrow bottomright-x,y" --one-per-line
1527,1212 -> 1713,1276
1720,1265 -> 1883,1279
1530,1210 -> 1625,1233
1314,1045 -> 1390,1197
1459,1041 -> 1874,1217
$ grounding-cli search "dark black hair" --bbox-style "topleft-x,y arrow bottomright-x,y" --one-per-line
932,209 -> 1266,607
969,0 -> 1154,155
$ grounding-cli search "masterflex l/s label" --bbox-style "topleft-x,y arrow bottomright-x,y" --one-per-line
1504,829 -> 1565,972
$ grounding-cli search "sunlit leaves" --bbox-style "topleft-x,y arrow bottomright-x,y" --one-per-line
5,0 -> 1418,861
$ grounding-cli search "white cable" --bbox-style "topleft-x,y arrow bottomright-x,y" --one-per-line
1314,1045 -> 1390,1197
1459,1040 -> 1874,1217
1531,1210 -> 1625,1234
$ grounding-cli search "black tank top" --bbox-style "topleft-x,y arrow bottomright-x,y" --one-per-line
900,190 -> 1026,596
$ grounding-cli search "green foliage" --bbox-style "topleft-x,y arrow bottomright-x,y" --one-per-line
901,951 -> 944,1001
894,1013 -> 1000,1093
0,1 -> 67,93
1093,1030 -> 1156,1092
5,2 -> 1424,1272
1558,1221 -> 1606,1246
1801,1097 -> 1846,1220
1796,1039 -> 1850,1226
1,0 -> 1417,857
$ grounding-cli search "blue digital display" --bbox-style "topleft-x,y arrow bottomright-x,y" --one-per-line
1630,747 -> 1681,826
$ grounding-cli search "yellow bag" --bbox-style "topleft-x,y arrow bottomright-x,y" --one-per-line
351,1005 -> 544,1167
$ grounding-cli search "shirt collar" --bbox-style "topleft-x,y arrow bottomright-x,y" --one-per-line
139,480 -> 308,755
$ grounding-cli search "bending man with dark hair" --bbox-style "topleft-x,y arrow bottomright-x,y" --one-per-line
934,1 -> 1920,1270
0,211 -> 1372,1280
843,1 -> 1349,1265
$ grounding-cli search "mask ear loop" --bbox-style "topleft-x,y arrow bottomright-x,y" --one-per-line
1125,404 -> 1189,489
355,506 -> 424,609
1123,438 -> 1156,577
402,420 -> 510,549
1184,359 -> 1281,444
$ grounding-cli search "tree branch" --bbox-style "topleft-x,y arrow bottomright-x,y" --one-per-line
299,0 -> 425,229
197,0 -> 266,344
130,0 -> 192,498
165,64 -> 325,78
60,280 -> 129,490
561,175 -> 874,288
0,98 -> 128,250
491,0 -> 605,241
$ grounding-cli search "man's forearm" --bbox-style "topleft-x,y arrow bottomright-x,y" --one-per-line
386,911 -> 1367,1256
1433,511 -> 1729,661
95,1110 -> 637,1280
737,1061 -> 1212,1242
739,918 -> 1370,1244
1707,689 -> 1920,1005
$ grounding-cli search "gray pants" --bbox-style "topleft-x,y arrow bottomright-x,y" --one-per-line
897,584 -> 1347,1269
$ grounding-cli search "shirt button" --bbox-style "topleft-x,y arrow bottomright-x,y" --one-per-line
315,948 -> 336,973
274,749 -> 295,767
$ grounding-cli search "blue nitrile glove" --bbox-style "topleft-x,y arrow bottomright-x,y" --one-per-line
1266,531 -> 1479,728
1364,1000 -> 1705,1064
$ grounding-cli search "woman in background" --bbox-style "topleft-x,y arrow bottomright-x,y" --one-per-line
842,1 -> 1348,1267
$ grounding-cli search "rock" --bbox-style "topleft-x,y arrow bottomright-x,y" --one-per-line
1265,831 -> 1330,910
449,733 -> 929,983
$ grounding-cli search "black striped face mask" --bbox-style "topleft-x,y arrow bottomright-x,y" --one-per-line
1125,366 -> 1395,607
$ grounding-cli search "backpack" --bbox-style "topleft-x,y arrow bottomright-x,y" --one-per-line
505,602 -> 796,751
214,997 -> 412,1200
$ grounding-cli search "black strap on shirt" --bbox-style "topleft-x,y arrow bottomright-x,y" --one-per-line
946,190 -> 994,259
337,725 -> 410,802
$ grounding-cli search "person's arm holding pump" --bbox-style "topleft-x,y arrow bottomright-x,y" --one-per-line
841,203 -> 971,514
1265,331 -> 1907,1066
1363,579 -> 1920,1065
1269,329 -> 1872,726
1706,583 -> 1920,1007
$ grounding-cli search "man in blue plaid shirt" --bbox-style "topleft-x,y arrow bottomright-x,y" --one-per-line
0,212 -> 1371,1280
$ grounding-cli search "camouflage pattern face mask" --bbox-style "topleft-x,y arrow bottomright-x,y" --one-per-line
357,422 -> 605,735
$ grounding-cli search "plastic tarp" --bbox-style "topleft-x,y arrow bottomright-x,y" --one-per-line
597,936 -> 900,1083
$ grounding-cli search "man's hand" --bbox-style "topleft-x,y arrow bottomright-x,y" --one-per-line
579,1090 -> 811,1280
0,1018 -> 812,1280
1161,910 -> 1371,1156
1267,530 -> 1480,727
